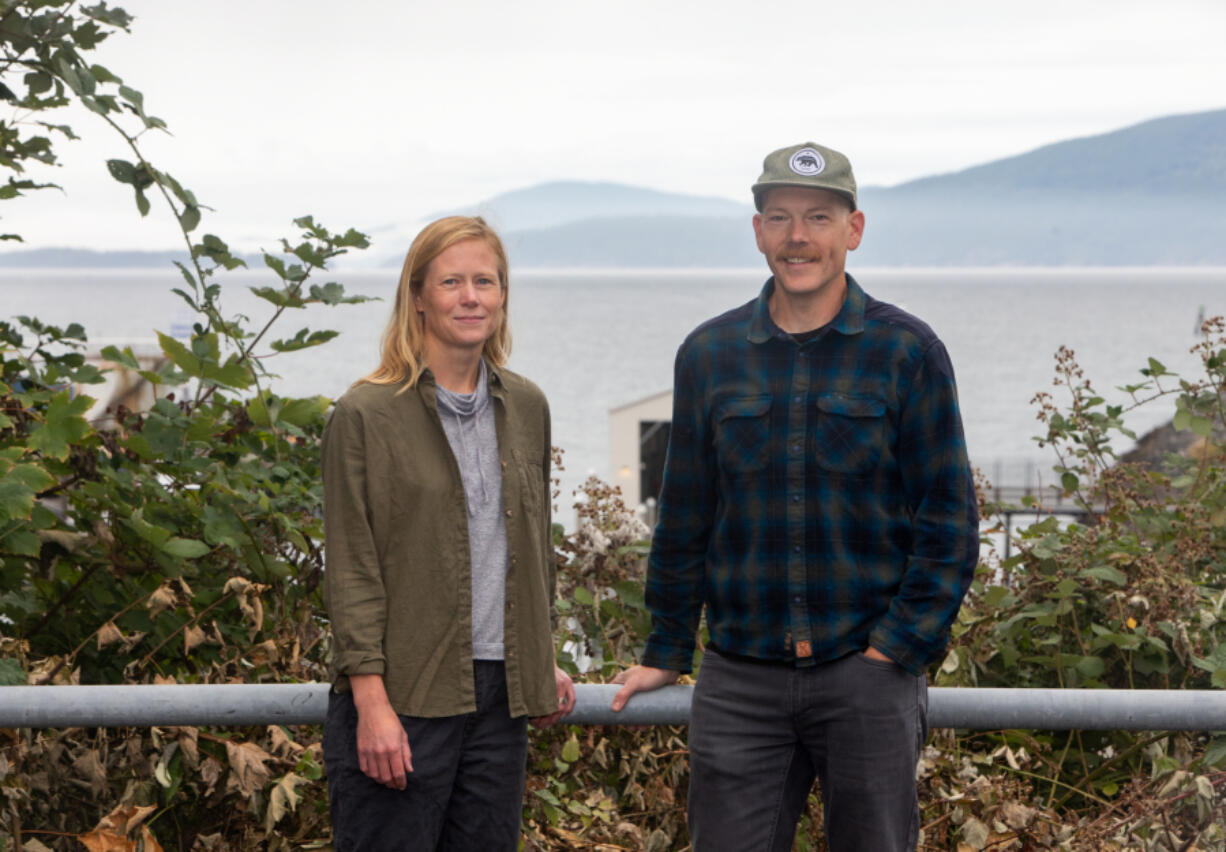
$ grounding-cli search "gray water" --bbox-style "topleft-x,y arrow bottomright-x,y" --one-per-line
4,266 -> 1224,519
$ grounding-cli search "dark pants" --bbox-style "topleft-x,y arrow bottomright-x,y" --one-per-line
688,650 -> 928,852
323,660 -> 528,852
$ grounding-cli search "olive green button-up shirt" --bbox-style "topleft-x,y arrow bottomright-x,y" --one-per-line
322,363 -> 557,719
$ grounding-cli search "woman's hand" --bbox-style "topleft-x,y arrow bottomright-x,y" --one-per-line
350,674 -> 414,789
529,664 -> 576,729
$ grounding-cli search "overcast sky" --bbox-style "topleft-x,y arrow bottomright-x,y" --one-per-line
3,0 -> 1225,254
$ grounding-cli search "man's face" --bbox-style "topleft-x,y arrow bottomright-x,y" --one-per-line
752,186 -> 864,300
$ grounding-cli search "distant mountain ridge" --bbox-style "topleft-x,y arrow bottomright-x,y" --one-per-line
4,108 -> 1224,268
886,109 -> 1226,197
427,180 -> 751,232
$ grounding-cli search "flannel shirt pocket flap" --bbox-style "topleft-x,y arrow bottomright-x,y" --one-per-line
716,395 -> 771,421
817,395 -> 885,418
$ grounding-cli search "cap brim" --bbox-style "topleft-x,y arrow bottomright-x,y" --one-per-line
752,181 -> 856,211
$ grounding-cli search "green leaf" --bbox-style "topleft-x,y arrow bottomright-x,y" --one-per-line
0,528 -> 42,557
0,480 -> 38,522
277,396 -> 331,428
1061,472 -> 1079,492
202,359 -> 253,389
1172,409 -> 1192,431
179,205 -> 201,233
203,507 -> 247,549
157,331 -> 202,375
0,658 -> 26,686
123,511 -> 171,547
1074,655 -> 1105,678
26,391 -> 94,460
89,63 -> 122,84
100,344 -> 141,370
106,158 -> 136,184
614,580 -> 646,609
7,462 -> 57,494
1189,416 -> 1213,437
134,187 -> 151,216
162,537 -> 210,559
560,735 -> 580,763
1203,736 -> 1226,768
246,395 -> 274,427
25,71 -> 53,95
270,328 -> 339,353
1083,566 -> 1127,586
249,286 -> 305,309
308,282 -> 374,305
573,587 -> 595,606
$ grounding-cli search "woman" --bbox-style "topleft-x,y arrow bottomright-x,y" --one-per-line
321,216 -> 575,851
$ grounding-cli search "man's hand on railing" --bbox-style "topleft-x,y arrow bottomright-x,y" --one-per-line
609,665 -> 680,712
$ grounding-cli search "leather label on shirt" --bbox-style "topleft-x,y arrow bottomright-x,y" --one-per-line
795,640 -> 813,658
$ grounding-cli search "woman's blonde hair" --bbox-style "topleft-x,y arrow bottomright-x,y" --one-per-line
360,216 -> 511,389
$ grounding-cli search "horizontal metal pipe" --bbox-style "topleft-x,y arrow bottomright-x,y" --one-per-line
2,684 -> 1225,731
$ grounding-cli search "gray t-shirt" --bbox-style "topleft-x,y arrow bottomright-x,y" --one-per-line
434,361 -> 508,660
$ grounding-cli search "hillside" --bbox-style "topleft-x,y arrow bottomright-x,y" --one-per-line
887,109 -> 1226,198
4,109 -> 1224,268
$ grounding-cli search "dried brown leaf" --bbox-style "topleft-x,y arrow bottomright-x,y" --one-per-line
175,726 -> 199,767
225,740 -> 272,798
184,624 -> 207,654
27,655 -> 72,685
119,630 -> 146,653
264,772 -> 305,832
267,725 -> 303,758
139,826 -> 164,852
95,802 -> 157,834
200,755 -> 223,796
147,584 -> 177,620
73,748 -> 107,797
221,576 -> 251,597
152,674 -> 176,685
247,638 -> 278,667
96,621 -> 124,650
77,832 -> 131,852
1000,801 -> 1037,830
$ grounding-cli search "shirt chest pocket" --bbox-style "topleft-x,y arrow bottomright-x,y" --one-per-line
510,448 -> 545,517
715,396 -> 772,474
815,395 -> 886,476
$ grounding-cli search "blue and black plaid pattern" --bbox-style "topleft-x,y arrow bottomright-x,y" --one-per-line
641,275 -> 979,676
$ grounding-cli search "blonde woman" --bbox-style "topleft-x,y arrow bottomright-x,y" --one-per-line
322,216 -> 574,850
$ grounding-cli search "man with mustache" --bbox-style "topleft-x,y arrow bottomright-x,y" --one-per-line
611,142 -> 979,851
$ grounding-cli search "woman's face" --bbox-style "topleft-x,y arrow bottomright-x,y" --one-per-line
414,238 -> 506,355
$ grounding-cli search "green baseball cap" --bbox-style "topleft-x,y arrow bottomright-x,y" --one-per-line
751,142 -> 857,211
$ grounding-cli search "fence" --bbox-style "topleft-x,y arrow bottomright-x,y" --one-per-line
3,684 -> 1225,731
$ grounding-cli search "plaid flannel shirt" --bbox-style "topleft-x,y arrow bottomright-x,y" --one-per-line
641,275 -> 978,676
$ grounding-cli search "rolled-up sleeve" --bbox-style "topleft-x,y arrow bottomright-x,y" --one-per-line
322,400 -> 388,677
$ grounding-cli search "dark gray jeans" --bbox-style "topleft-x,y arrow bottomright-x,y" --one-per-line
688,649 -> 928,852
323,660 -> 528,852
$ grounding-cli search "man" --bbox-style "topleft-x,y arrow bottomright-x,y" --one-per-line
610,142 -> 978,851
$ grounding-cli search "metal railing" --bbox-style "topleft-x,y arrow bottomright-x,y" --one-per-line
3,684 -> 1225,731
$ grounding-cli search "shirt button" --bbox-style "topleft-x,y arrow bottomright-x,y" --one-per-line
793,545 -> 801,553
794,395 -> 802,404
793,595 -> 803,603
505,509 -> 513,518
791,495 -> 800,503
791,444 -> 800,453
501,460 -> 508,470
